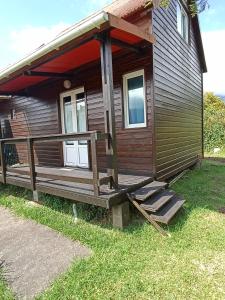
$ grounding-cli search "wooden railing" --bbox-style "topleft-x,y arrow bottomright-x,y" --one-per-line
0,131 -> 110,196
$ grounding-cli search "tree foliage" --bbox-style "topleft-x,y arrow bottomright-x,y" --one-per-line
204,92 -> 225,152
145,0 -> 209,15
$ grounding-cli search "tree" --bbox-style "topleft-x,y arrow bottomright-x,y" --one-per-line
145,0 -> 209,15
204,93 -> 225,152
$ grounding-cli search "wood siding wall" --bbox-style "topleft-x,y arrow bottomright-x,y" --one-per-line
152,0 -> 203,179
0,49 -> 154,175
0,94 -> 63,166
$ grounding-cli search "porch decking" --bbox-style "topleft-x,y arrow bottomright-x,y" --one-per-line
0,166 -> 152,209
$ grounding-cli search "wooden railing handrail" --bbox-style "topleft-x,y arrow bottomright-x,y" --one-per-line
0,131 -> 109,144
0,130 -> 111,197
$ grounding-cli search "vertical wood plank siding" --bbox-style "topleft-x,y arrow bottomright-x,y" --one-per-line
152,0 -> 203,179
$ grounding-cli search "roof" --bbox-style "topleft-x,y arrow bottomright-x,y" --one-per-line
0,0 -> 206,93
105,0 -> 146,18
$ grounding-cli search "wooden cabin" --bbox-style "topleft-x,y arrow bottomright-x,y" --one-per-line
0,0 -> 206,232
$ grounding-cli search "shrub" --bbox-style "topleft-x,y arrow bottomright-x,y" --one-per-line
204,92 -> 225,152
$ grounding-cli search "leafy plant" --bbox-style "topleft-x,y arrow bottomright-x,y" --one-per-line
204,92 -> 225,152
145,0 -> 209,15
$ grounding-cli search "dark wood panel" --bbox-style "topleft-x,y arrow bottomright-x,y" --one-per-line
152,0 -> 203,179
0,25 -> 154,175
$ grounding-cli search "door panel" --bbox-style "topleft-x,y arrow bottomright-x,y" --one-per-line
60,88 -> 88,168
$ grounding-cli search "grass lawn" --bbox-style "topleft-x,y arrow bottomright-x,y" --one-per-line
1,159 -> 225,299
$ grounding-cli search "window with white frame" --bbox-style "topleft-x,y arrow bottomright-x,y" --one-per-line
123,70 -> 146,128
177,0 -> 189,43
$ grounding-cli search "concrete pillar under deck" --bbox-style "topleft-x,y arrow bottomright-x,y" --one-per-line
112,201 -> 130,229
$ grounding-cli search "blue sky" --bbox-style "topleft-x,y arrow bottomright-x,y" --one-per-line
0,0 -> 224,93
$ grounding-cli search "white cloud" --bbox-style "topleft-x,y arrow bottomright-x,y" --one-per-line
9,22 -> 70,57
202,30 -> 225,95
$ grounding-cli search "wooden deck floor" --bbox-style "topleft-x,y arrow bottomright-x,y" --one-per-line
0,166 -> 153,208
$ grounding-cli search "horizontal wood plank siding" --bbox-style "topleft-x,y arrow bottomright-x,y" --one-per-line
152,0 -> 203,179
0,93 -> 62,166
0,50 -> 153,175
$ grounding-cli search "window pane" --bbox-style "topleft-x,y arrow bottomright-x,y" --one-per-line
177,3 -> 182,35
127,75 -> 145,125
177,1 -> 189,42
77,101 -> 86,133
63,96 -> 74,145
76,93 -> 87,145
64,96 -> 73,133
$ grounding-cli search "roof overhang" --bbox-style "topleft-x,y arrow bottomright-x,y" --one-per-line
0,11 -> 155,94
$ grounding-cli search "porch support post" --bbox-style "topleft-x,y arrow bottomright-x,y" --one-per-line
100,31 -> 118,188
27,137 -> 39,202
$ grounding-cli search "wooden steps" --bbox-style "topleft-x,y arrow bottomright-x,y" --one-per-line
127,180 -> 185,235
140,189 -> 175,212
131,181 -> 168,201
151,196 -> 185,224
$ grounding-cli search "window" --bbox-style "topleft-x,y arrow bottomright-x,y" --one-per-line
10,109 -> 16,120
177,1 -> 189,42
123,70 -> 146,128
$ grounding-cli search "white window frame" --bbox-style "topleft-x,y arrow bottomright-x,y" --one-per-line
123,69 -> 146,129
177,0 -> 189,43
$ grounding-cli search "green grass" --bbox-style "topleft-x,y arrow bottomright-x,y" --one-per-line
1,160 -> 225,299
0,265 -> 14,300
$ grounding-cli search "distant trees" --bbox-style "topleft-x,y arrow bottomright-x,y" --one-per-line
204,93 -> 225,152
145,0 -> 209,15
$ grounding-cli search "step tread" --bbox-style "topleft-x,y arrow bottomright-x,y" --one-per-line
151,196 -> 185,224
132,181 -> 167,201
140,190 -> 176,212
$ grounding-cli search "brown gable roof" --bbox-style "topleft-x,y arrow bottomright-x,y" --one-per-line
104,0 -> 146,18
104,0 -> 206,73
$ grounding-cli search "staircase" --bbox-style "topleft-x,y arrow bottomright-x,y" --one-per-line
127,181 -> 185,236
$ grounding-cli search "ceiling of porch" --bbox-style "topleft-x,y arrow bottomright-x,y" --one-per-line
0,12 -> 155,94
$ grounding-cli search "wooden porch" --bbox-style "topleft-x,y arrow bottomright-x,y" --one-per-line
0,131 -> 152,209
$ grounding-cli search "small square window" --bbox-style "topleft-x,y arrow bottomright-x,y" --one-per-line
177,1 -> 189,43
123,70 -> 146,128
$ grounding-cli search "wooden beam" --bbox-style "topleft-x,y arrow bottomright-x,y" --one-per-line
24,70 -> 73,78
94,34 -> 143,54
111,38 -> 143,54
100,31 -> 118,187
27,138 -> 36,192
91,133 -> 100,196
108,13 -> 156,44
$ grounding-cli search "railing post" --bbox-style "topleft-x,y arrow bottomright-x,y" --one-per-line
0,141 -> 6,184
27,137 -> 38,201
91,133 -> 99,196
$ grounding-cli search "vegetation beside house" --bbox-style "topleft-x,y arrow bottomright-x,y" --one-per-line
1,160 -> 225,299
204,92 -> 225,155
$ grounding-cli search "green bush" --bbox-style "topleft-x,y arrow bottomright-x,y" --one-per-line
204,92 -> 225,152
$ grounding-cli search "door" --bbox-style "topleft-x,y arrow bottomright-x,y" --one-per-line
60,88 -> 89,168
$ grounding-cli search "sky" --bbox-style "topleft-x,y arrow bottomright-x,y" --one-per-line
0,0 -> 224,94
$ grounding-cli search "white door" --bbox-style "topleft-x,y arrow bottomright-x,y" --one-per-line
60,88 -> 89,168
